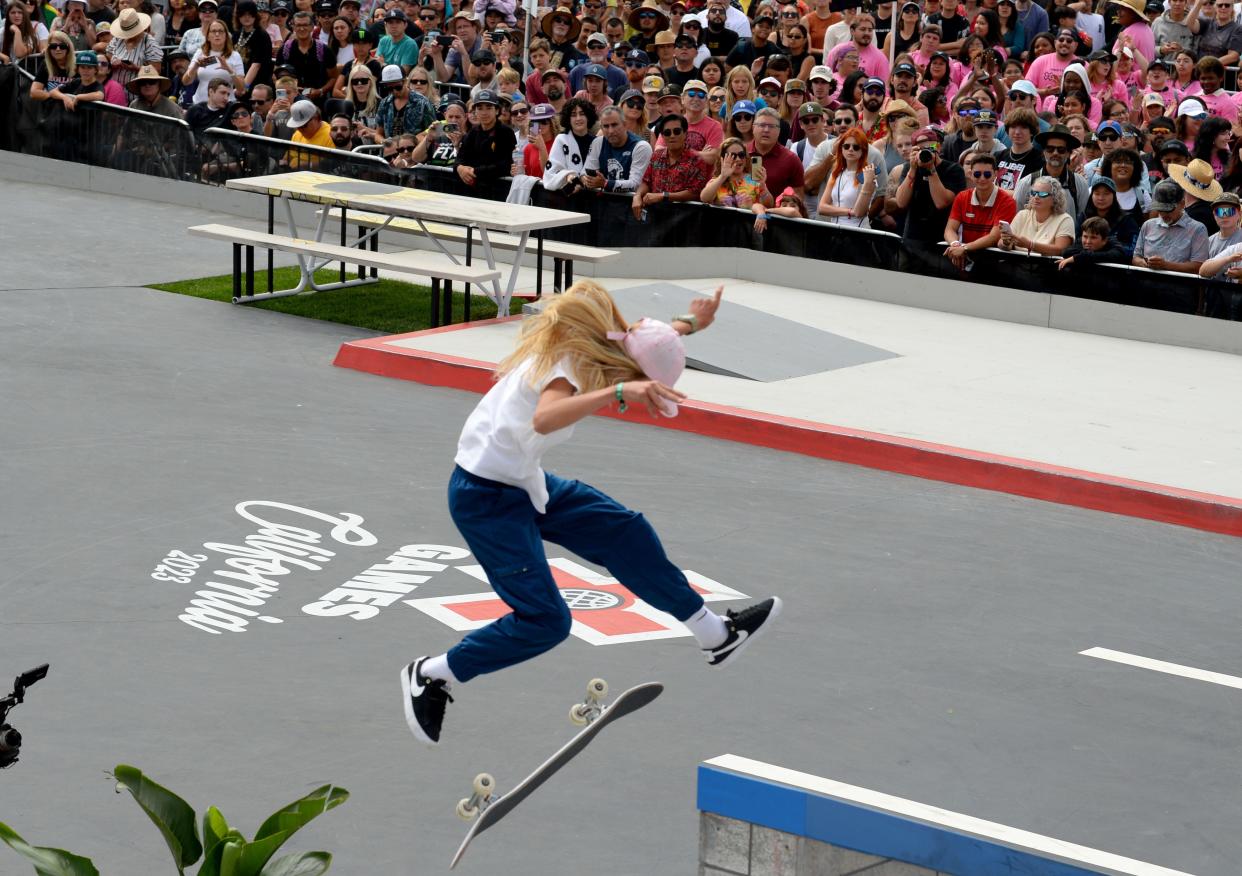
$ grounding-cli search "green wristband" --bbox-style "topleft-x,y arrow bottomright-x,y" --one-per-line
615,382 -> 626,413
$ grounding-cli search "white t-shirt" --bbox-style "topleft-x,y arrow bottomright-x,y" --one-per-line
190,50 -> 244,103
454,357 -> 581,513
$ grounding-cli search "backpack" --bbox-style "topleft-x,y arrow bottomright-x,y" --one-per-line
280,36 -> 325,63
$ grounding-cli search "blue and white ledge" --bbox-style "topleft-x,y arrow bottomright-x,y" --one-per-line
696,754 -> 1195,876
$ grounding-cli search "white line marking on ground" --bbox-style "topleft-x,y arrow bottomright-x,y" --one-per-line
1081,647 -> 1242,690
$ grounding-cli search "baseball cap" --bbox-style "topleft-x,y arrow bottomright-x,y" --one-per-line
380,63 -> 404,84
473,89 -> 499,106
674,33 -> 696,47
583,62 -> 608,78
1096,120 -> 1123,136
911,126 -> 941,146
862,76 -> 885,91
684,78 -> 708,92
1151,178 -> 1183,212
973,109 -> 997,126
1009,79 -> 1038,98
1086,49 -> 1116,63
1157,138 -> 1191,157
785,78 -> 805,93
731,98 -> 758,116
626,48 -> 650,64
797,101 -> 825,119
619,88 -> 644,104
541,67 -> 566,82
809,64 -> 832,82
384,7 -> 406,21
471,48 -> 496,64
1177,98 -> 1207,118
286,99 -> 319,129
658,82 -> 683,100
314,0 -> 335,14
1148,57 -> 1172,71
196,0 -> 218,8
1213,191 -> 1241,207
529,102 -> 556,120
1143,92 -> 1165,107
1090,176 -> 1116,192
642,74 -> 664,93
893,62 -> 917,77
758,76 -> 782,90
607,320 -> 685,418
350,26 -> 376,43
587,31 -> 608,46
75,50 -> 98,66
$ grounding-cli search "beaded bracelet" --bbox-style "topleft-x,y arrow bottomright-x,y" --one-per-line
615,382 -> 626,413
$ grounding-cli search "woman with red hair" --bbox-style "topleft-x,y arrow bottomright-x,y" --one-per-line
817,126 -> 878,226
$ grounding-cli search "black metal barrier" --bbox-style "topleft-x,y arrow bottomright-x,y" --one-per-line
197,127 -> 402,185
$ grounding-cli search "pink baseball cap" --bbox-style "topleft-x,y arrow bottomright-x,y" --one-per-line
607,318 -> 686,417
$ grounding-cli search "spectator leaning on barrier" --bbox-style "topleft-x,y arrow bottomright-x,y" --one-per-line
893,126 -> 966,243
287,97 -> 332,148
1133,177 -> 1209,273
411,99 -> 466,166
748,106 -> 803,198
455,88 -> 516,187
126,63 -> 181,117
1078,176 -> 1142,254
543,96 -> 597,192
999,175 -> 1076,255
1169,157 -> 1224,234
1057,215 -> 1129,270
944,152 -> 1017,268
818,125 -> 877,226
701,135 -> 771,206
184,75 -> 232,132
583,104 -> 653,192
1198,192 -> 1242,280
633,110 -> 712,217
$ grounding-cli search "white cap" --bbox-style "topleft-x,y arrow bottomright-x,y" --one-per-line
1177,97 -> 1206,117
286,99 -> 319,128
380,63 -> 404,84
808,64 -> 832,82
1009,79 -> 1038,98
759,76 -> 782,89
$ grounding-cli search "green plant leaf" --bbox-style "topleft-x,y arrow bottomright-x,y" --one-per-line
199,829 -> 245,876
202,807 -> 231,859
112,764 -> 203,872
235,786 -> 347,875
258,851 -> 332,876
0,822 -> 99,876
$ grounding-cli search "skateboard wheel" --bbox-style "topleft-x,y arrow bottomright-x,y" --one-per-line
569,703 -> 589,725
456,798 -> 477,821
473,773 -> 494,796
587,678 -> 608,700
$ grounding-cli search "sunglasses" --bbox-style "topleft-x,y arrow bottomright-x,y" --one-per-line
419,13 -> 436,18
624,98 -> 645,108
1008,90 -> 1032,99
685,89 -> 707,98
863,87 -> 885,95
1150,128 -> 1173,136
626,59 -> 647,67
662,128 -> 684,137
708,95 -> 724,101
511,107 -> 529,115
1031,189 -> 1052,197
801,115 -> 822,123
398,145 -> 415,152
232,112 -> 251,119
733,113 -> 754,121
1215,205 -> 1238,216
972,169 -> 993,178
841,142 -> 862,151
50,44 -> 68,50
780,9 -> 798,16
759,89 -> 780,96
726,151 -> 747,159
1098,133 -> 1119,142
957,107 -> 979,117
638,10 -> 658,16
1042,145 -> 1068,154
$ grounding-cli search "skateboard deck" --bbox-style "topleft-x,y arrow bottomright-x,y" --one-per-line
449,681 -> 663,869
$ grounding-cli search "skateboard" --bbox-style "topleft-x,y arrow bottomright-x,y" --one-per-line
448,679 -> 664,869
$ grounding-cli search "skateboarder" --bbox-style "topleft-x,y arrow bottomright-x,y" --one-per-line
401,281 -> 782,745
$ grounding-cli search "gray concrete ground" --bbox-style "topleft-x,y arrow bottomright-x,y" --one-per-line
1,185 -> 1241,876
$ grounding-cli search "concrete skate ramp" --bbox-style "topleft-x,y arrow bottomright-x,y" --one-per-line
609,282 -> 899,381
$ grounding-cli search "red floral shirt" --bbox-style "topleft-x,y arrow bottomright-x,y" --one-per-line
642,147 -> 712,196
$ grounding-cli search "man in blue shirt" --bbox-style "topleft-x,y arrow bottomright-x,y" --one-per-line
583,105 -> 654,192
1015,0 -> 1049,52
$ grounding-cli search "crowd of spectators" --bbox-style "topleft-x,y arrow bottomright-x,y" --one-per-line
8,0 -> 1242,283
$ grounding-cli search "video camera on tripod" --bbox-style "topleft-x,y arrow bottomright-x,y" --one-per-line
0,664 -> 49,769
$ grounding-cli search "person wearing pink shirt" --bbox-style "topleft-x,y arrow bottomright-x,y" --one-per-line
1110,0 -> 1156,64
826,13 -> 890,82
1041,62 -> 1103,125
1195,56 -> 1239,123
1086,49 -> 1129,107
1026,28 -> 1078,96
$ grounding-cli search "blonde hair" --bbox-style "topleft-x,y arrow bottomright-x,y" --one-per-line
497,280 -> 644,392
723,66 -> 756,118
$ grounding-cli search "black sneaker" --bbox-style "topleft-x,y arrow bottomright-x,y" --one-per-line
703,597 -> 783,667
400,656 -> 453,745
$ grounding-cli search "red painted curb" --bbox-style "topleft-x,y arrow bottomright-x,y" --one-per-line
333,328 -> 1242,539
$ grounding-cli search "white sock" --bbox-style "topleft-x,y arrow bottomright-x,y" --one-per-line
683,607 -> 728,650
420,653 -> 459,688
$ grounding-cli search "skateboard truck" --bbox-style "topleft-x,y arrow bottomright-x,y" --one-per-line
568,678 -> 608,726
456,772 -> 495,821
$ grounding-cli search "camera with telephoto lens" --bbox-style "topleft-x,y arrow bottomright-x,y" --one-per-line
918,147 -> 935,164
0,664 -> 49,769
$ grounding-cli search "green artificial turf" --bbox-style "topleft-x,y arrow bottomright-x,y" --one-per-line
151,266 -> 523,334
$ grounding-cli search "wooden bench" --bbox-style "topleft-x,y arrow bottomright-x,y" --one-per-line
322,208 -> 619,297
188,223 -> 502,327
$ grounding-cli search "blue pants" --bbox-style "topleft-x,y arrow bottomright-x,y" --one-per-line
444,465 -> 706,683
